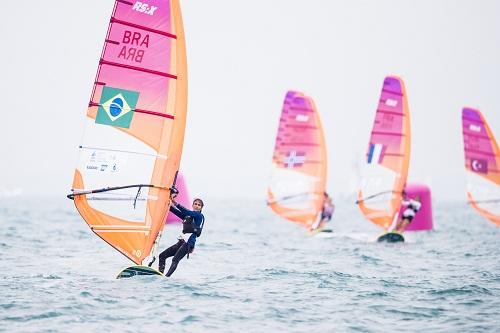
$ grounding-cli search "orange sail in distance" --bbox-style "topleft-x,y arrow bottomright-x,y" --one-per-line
461,108 -> 500,226
357,76 -> 411,230
68,0 -> 188,265
267,91 -> 328,229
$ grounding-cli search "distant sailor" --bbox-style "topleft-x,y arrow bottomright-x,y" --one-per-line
158,191 -> 205,277
310,192 -> 335,231
394,195 -> 422,233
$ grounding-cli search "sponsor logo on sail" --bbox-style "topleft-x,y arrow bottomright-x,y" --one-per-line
132,2 -> 158,16
469,124 -> 481,133
95,86 -> 139,129
295,114 -> 309,122
385,98 -> 398,107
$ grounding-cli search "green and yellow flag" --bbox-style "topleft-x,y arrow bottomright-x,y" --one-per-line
96,86 -> 139,129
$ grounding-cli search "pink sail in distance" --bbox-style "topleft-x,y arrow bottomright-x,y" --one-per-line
165,172 -> 190,223
357,76 -> 411,230
461,108 -> 500,226
267,91 -> 328,229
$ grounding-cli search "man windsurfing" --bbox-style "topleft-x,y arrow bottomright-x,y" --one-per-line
158,191 -> 205,276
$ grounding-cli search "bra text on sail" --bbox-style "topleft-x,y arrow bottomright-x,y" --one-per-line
118,31 -> 150,63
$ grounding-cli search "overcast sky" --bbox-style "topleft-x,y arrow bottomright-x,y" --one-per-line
1,0 -> 499,202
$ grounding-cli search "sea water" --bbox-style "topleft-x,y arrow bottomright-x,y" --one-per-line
1,196 -> 499,332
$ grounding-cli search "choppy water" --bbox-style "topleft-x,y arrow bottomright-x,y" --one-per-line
1,196 -> 499,332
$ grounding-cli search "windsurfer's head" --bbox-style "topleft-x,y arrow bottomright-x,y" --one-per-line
192,198 -> 204,212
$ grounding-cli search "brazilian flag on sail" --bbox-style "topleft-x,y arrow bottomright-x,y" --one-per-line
96,86 -> 139,129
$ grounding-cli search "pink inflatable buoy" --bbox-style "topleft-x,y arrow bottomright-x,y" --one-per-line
165,172 -> 191,224
399,183 -> 433,231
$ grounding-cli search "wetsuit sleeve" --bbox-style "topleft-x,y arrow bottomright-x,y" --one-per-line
174,203 -> 193,215
175,204 -> 204,223
169,203 -> 185,219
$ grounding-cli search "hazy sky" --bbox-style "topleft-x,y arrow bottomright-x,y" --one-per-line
1,0 -> 499,201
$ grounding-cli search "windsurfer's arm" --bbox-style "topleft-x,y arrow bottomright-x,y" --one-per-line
169,193 -> 185,218
174,203 -> 193,215
169,203 -> 185,219
170,194 -> 187,219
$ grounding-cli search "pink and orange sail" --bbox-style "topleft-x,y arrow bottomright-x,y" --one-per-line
357,76 -> 411,230
461,108 -> 500,226
267,91 -> 328,229
68,0 -> 188,264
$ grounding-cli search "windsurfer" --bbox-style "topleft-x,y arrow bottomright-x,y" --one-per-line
310,192 -> 335,231
394,194 -> 421,233
158,192 -> 205,277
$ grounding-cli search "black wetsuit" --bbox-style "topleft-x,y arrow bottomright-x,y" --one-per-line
158,203 -> 204,276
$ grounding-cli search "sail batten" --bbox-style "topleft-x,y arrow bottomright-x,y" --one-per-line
110,17 -> 178,39
99,59 -> 178,78
70,0 -> 188,264
79,146 -> 167,159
